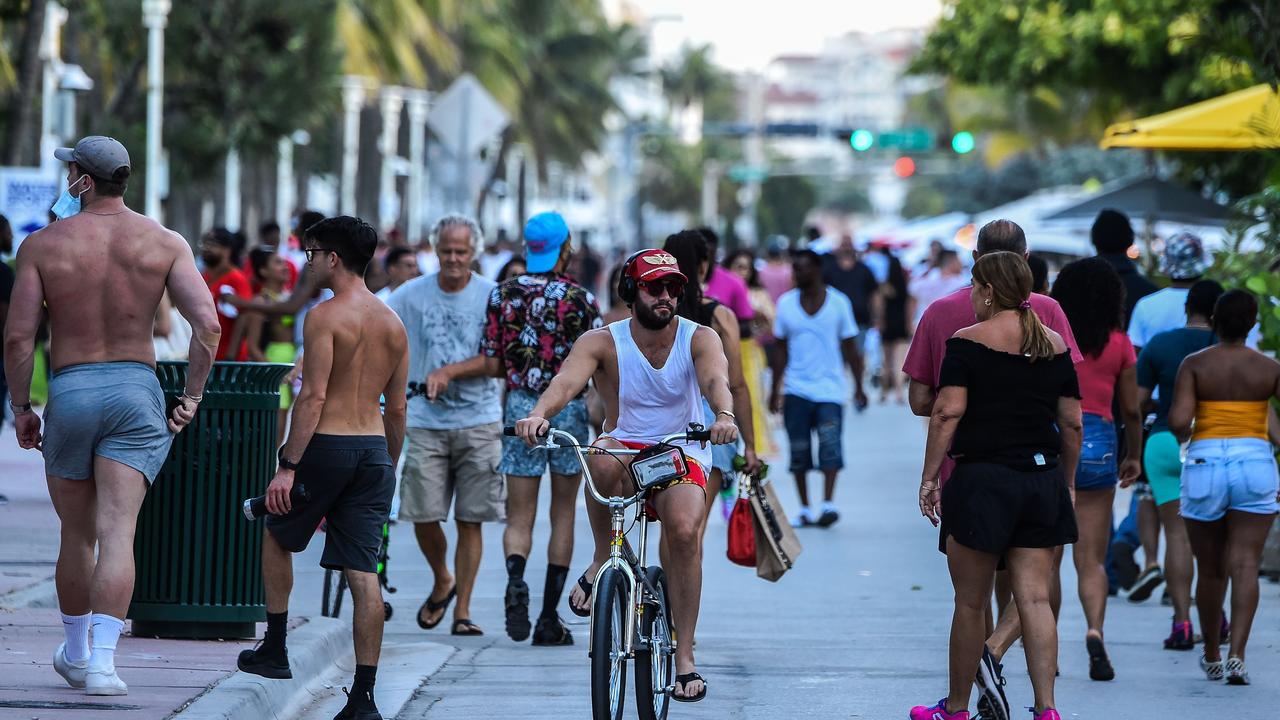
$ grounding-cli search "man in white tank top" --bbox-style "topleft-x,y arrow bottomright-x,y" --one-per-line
514,249 -> 737,703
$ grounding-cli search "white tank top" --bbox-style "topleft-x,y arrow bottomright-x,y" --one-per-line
607,316 -> 711,470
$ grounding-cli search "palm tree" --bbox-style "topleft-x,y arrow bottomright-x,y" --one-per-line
467,0 -> 644,218
3,0 -> 50,165
336,0 -> 470,86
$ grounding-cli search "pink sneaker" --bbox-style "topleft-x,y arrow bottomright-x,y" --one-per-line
1032,709 -> 1061,720
909,699 -> 969,720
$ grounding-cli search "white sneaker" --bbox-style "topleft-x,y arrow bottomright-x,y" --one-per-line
53,643 -> 88,688
84,666 -> 128,696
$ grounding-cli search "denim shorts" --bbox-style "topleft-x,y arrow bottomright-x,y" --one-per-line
1180,438 -> 1280,522
499,389 -> 587,477
782,394 -> 843,473
1075,413 -> 1118,491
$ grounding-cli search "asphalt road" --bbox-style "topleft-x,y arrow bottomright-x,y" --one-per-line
294,402 -> 1278,720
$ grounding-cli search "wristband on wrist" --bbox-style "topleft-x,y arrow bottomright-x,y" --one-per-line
9,401 -> 31,414
277,448 -> 299,471
716,410 -> 736,421
180,393 -> 203,404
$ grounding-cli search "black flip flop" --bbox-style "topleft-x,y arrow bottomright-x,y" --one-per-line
673,672 -> 707,703
416,586 -> 456,630
451,618 -> 484,636
568,573 -> 593,618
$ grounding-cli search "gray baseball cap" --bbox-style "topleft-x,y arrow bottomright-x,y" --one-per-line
54,135 -> 131,178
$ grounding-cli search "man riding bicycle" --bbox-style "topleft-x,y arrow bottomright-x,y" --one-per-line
515,248 -> 737,704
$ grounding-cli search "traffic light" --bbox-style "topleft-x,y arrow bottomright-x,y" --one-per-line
850,129 -> 874,152
893,157 -> 916,178
951,131 -> 976,154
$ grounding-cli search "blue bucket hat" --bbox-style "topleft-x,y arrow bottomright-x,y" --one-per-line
1160,232 -> 1208,280
523,211 -> 570,273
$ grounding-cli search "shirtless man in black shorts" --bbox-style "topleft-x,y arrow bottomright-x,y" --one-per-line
236,217 -> 409,720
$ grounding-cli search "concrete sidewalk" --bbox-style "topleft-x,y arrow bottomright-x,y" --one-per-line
0,430 -> 357,720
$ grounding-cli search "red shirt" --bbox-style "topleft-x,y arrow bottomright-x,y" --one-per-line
205,268 -> 254,360
902,286 -> 1083,484
1076,331 -> 1136,422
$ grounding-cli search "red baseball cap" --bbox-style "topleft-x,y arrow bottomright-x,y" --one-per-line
627,249 -> 688,284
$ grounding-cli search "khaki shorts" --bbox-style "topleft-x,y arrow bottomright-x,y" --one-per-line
399,423 -> 504,523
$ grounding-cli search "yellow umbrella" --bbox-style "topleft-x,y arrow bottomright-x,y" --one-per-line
1101,84 -> 1280,150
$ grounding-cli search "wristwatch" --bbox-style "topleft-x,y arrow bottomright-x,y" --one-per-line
9,401 -> 31,414
277,449 -> 300,471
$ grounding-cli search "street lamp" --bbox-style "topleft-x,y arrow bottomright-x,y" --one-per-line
142,0 -> 171,221
39,2 -> 68,165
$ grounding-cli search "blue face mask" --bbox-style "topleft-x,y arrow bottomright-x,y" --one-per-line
51,177 -> 87,220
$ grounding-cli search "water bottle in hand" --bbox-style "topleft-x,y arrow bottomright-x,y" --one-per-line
242,484 -> 311,520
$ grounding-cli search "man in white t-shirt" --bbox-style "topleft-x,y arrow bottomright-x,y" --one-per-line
1129,233 -> 1209,350
770,249 -> 867,528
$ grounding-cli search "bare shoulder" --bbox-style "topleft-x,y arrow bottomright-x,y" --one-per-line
951,322 -> 982,341
575,326 -> 614,355
711,303 -> 736,325
692,323 -> 723,348
1045,327 -> 1068,354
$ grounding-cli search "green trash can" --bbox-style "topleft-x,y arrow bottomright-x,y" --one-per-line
128,361 -> 292,639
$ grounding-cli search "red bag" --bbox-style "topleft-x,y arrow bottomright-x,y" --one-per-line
727,497 -> 757,566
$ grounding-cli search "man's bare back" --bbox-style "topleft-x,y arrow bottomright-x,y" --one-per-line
305,291 -> 408,436
19,210 -> 204,371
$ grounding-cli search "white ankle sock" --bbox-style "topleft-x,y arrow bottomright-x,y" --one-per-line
61,612 -> 92,663
89,614 -> 125,671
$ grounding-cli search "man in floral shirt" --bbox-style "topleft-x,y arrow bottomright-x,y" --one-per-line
428,211 -> 600,647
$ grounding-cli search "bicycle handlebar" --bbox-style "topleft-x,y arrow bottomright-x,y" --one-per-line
502,425 -> 713,507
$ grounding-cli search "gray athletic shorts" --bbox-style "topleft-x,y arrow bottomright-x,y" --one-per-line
43,361 -> 173,484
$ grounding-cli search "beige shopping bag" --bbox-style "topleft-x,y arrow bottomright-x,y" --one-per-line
750,478 -> 803,582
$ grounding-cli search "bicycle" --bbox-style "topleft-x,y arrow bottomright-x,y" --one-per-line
504,423 -> 712,720
320,520 -> 396,621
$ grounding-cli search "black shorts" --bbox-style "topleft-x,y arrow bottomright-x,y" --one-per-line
939,461 -> 1078,556
266,434 -> 394,573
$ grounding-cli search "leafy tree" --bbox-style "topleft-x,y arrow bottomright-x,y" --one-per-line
756,174 -> 816,240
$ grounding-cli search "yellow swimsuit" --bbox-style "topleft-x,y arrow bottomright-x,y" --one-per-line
1191,401 -> 1269,442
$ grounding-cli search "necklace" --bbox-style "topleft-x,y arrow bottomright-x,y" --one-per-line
81,209 -> 127,216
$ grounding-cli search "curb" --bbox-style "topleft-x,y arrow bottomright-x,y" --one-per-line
170,616 -> 349,720
0,577 -> 57,610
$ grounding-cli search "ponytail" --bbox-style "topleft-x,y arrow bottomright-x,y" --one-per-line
974,251 -> 1058,361
1018,306 -> 1056,362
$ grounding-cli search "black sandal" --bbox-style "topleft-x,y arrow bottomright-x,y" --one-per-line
568,573 -> 593,618
416,586 -> 456,630
673,672 -> 707,703
451,618 -> 484,636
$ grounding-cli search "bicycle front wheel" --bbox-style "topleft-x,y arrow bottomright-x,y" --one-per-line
321,568 -> 346,618
590,567 -> 629,720
634,566 -> 673,720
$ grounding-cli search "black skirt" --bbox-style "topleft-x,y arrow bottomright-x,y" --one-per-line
939,461 -> 1078,556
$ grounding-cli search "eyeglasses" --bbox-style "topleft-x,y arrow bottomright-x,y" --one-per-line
305,248 -> 330,263
637,279 -> 685,298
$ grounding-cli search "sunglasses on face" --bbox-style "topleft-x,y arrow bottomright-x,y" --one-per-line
638,279 -> 685,298
305,248 -> 331,263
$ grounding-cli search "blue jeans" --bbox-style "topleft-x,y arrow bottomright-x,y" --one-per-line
782,395 -> 844,473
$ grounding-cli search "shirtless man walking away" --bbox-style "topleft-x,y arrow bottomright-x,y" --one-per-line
236,216 -> 409,720
515,249 -> 738,704
4,136 -> 221,695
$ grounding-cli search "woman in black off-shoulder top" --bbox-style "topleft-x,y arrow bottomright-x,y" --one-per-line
909,251 -> 1082,720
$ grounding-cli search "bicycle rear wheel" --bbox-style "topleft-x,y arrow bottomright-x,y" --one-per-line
634,566 -> 673,720
321,568 -> 346,618
590,567 -> 629,720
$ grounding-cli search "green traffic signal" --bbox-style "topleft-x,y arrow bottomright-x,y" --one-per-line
951,131 -> 975,154
850,129 -> 874,152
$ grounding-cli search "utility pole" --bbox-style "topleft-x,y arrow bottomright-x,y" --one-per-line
141,0 -> 170,220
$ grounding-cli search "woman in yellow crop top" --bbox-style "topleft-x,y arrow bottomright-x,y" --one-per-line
1168,290 -> 1280,686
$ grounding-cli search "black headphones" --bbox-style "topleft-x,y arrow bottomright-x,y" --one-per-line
616,249 -> 648,305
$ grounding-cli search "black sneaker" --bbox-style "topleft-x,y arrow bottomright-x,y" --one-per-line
237,640 -> 292,679
333,687 -> 382,720
974,646 -> 1009,720
531,615 -> 575,646
504,577 -> 531,642
1127,566 -> 1163,603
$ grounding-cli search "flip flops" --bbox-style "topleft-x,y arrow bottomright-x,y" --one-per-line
451,618 -> 484,636
673,672 -> 708,703
416,586 -> 456,630
568,573 -> 593,618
